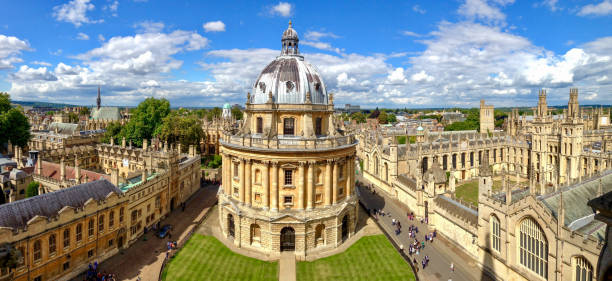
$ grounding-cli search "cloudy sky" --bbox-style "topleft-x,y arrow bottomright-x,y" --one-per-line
0,0 -> 611,108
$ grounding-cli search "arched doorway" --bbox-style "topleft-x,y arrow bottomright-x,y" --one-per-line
170,197 -> 176,211
315,224 -> 325,247
227,214 -> 235,239
341,215 -> 349,241
280,227 -> 295,251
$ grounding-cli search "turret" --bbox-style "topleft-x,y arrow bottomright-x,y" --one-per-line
60,157 -> 66,181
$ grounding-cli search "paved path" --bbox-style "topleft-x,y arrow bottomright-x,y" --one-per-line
357,178 -> 492,281
279,252 -> 296,281
73,183 -> 219,281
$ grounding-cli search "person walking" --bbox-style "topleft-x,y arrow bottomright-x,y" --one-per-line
450,262 -> 454,272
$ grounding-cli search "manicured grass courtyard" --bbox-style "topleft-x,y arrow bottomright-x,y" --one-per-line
297,235 -> 415,281
454,180 -> 502,206
161,234 -> 278,281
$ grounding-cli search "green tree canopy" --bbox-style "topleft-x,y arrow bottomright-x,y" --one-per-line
377,111 -> 389,124
155,112 -> 203,152
231,106 -> 243,120
386,113 -> 397,123
68,112 -> 79,123
207,107 -> 222,121
0,93 -> 31,147
79,107 -> 91,116
26,181 -> 40,198
101,121 -> 123,144
349,112 -> 366,123
119,97 -> 170,147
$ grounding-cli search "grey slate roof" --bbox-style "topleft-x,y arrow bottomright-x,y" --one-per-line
91,107 -> 121,121
49,122 -> 79,135
540,171 -> 612,229
0,179 -> 122,229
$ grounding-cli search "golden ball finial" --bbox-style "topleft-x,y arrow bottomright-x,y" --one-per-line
289,20 -> 292,28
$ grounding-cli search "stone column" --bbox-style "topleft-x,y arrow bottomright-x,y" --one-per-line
346,157 -> 352,197
271,162 -> 279,211
223,153 -> 230,195
298,162 -> 305,210
245,159 -> 252,206
239,158 -> 245,203
307,161 -> 315,209
263,161 -> 270,210
332,161 -> 339,203
325,160 -> 332,206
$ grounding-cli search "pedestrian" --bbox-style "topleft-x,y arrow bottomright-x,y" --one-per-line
400,244 -> 404,253
451,262 -> 454,272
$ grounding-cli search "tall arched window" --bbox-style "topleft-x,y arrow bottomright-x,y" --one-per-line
283,118 -> 295,135
63,228 -> 70,248
99,215 -> 105,232
574,256 -> 593,281
519,218 -> 548,279
315,117 -> 322,136
48,234 -> 56,255
490,215 -> 500,252
88,219 -> 95,237
76,223 -> 83,242
256,117 -> 263,134
33,240 -> 42,262
250,224 -> 261,246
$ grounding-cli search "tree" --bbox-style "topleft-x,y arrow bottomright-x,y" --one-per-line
119,97 -> 171,147
26,181 -> 40,198
0,106 -> 31,148
155,112 -> 203,151
68,112 -> 79,123
0,93 -> 10,113
207,107 -> 222,121
349,112 -> 366,123
369,107 -> 380,119
377,111 -> 388,124
386,113 -> 397,123
79,107 -> 91,116
101,121 -> 123,144
231,106 -> 243,120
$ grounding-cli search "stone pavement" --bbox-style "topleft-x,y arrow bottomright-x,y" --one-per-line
72,183 -> 219,281
357,178 -> 493,281
279,252 -> 296,281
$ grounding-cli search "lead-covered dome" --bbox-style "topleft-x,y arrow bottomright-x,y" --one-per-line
250,22 -> 328,105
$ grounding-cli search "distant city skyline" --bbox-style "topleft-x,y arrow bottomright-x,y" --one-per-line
0,0 -> 611,108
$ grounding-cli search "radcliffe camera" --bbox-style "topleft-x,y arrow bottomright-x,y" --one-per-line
0,1 -> 610,281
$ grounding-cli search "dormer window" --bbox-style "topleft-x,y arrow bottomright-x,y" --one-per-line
286,81 -> 294,92
259,82 -> 266,93
315,82 -> 321,92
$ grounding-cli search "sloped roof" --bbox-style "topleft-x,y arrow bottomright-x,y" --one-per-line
540,171 -> 612,229
35,160 -> 109,182
91,107 -> 121,121
49,122 -> 79,135
0,179 -> 122,229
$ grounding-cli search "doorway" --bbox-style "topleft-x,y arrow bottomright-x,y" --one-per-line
280,227 -> 295,251
341,215 -> 349,241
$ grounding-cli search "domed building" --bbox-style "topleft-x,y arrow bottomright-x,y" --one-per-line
218,22 -> 358,257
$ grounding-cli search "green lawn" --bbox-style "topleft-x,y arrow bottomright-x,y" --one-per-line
161,234 -> 278,281
297,235 -> 415,281
454,180 -> 503,206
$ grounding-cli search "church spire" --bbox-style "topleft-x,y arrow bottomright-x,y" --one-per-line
96,86 -> 101,110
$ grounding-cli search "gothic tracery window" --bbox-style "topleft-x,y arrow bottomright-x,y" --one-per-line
519,218 -> 548,279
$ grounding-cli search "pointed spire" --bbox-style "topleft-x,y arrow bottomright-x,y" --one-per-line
96,86 -> 101,110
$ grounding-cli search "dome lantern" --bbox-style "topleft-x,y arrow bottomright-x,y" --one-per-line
281,20 -> 299,56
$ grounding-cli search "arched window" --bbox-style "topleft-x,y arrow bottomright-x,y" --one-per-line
519,218 -> 548,278
574,256 -> 593,281
63,228 -> 70,248
315,117 -> 322,136
315,224 -> 325,247
109,211 -> 115,228
255,169 -> 262,185
99,215 -> 105,232
283,118 -> 295,135
250,224 -> 261,246
88,219 -> 95,237
256,117 -> 263,134
490,215 -> 500,252
33,240 -> 42,262
48,234 -> 56,255
76,223 -> 82,242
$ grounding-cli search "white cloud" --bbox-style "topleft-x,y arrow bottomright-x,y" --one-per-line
0,34 -> 31,69
133,21 -> 165,33
104,0 -> 119,17
76,32 -> 89,40
32,61 -> 52,67
540,0 -> 560,11
98,34 -> 105,42
301,41 -> 343,54
304,31 -> 338,41
270,2 -> 293,17
458,0 -> 507,24
413,5 -> 426,14
52,0 -> 102,27
387,68 -> 408,84
203,21 -> 226,32
411,70 -> 434,82
401,31 -> 422,37
578,0 -> 612,16
10,65 -> 57,81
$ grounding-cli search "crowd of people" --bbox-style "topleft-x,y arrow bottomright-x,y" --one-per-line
83,261 -> 117,281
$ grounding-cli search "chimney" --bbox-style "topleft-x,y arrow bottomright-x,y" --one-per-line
60,157 -> 66,181
84,174 -> 89,183
122,137 -> 126,148
37,154 -> 43,175
177,143 -> 182,154
38,182 -> 44,195
143,139 -> 148,151
111,169 -> 119,186
74,156 -> 81,184
142,169 -> 147,183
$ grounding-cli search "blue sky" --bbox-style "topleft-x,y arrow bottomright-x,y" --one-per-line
0,0 -> 611,108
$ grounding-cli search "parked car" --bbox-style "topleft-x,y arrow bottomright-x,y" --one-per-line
157,224 -> 172,238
